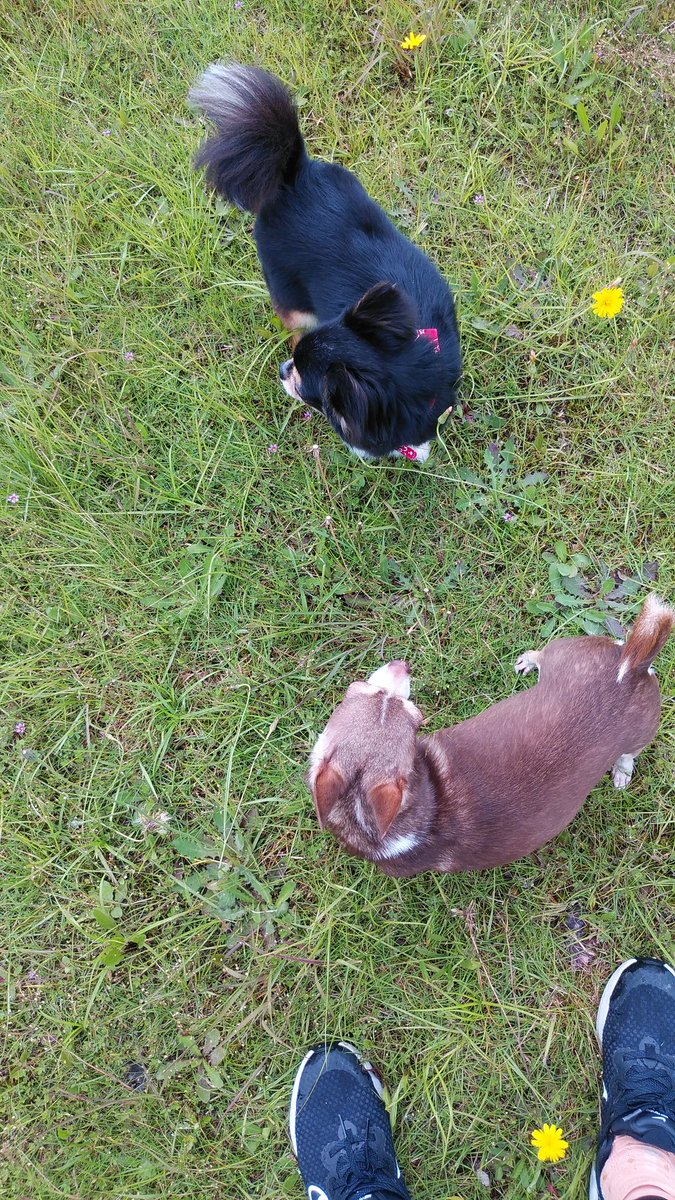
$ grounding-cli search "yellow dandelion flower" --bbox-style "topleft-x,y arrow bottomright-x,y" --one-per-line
592,286 -> 624,319
530,1123 -> 569,1163
400,31 -> 428,51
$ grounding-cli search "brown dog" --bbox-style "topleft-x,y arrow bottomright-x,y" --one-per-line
308,594 -> 673,876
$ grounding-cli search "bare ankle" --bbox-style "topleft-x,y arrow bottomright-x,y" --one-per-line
600,1135 -> 675,1200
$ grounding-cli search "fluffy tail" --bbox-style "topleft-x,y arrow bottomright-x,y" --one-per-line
188,62 -> 305,213
617,593 -> 674,682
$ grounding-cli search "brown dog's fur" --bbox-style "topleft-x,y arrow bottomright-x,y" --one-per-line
308,595 -> 673,876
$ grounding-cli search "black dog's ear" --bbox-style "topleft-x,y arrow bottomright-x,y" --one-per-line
345,282 -> 417,350
323,363 -> 370,439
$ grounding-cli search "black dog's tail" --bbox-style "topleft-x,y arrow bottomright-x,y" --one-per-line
188,62 -> 305,213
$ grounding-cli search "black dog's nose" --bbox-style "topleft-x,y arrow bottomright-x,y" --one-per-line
279,359 -> 293,381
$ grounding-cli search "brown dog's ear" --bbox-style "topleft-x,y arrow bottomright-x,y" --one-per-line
345,282 -> 417,350
367,779 -> 405,838
312,762 -> 345,828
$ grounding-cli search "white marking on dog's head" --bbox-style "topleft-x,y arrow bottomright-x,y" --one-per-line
308,727 -> 331,789
279,361 -> 303,401
367,660 -> 411,700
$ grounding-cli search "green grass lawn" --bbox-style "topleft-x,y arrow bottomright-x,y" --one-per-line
1,0 -> 674,1196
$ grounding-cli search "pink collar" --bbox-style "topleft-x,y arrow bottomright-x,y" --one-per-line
398,329 -> 440,459
416,327 -> 440,353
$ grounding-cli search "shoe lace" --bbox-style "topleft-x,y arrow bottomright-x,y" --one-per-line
320,1115 -> 409,1200
607,1038 -> 675,1123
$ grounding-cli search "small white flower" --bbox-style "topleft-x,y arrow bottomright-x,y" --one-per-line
134,808 -> 172,835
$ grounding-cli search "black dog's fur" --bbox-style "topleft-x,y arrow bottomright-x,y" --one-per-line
189,63 -> 461,459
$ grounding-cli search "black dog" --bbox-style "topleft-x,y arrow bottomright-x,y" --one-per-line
189,63 -> 461,462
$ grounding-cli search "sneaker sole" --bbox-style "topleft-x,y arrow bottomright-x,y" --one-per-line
595,958 -> 638,1046
589,958 -> 675,1200
288,1040 -> 385,1158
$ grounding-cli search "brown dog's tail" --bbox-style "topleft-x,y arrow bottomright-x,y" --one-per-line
617,593 -> 674,682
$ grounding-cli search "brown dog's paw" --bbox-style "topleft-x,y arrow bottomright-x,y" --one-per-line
515,650 -> 541,676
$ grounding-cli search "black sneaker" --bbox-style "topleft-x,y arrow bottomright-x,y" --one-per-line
591,957 -> 675,1200
289,1041 -> 412,1200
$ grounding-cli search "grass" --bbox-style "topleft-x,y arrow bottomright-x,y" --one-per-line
1,0 -> 674,1196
